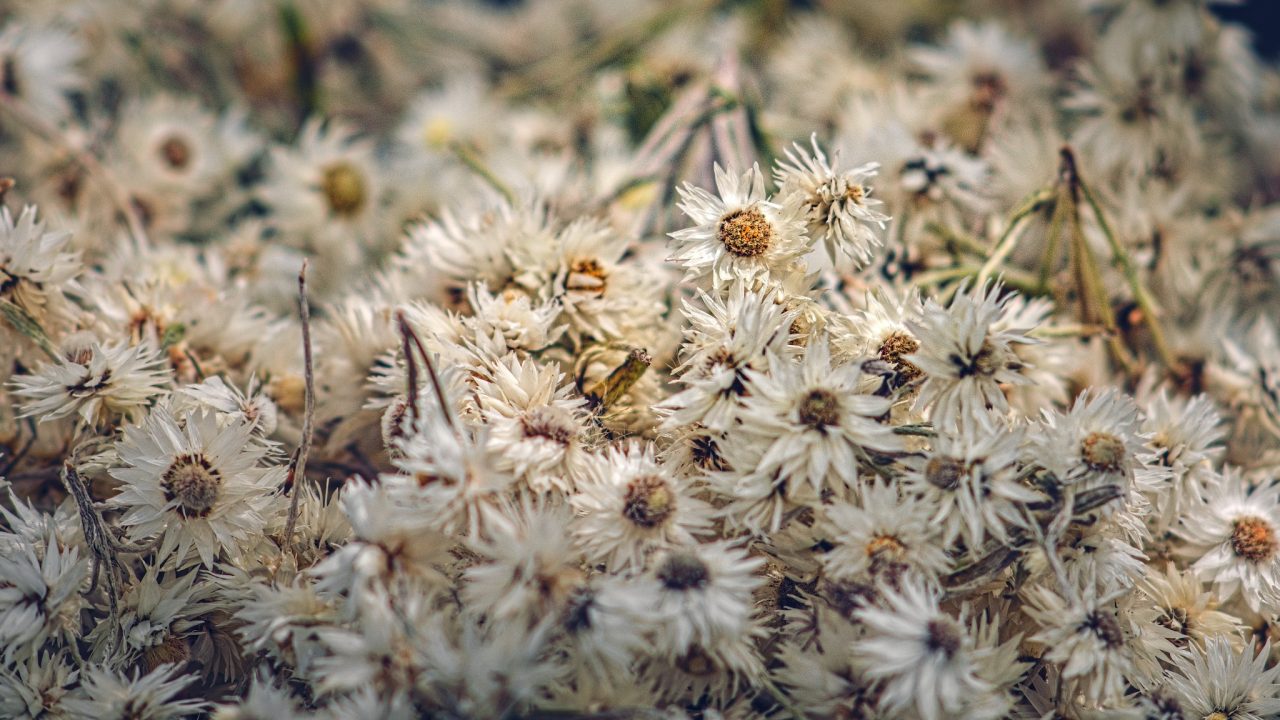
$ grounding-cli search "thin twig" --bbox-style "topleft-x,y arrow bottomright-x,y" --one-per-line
282,261 -> 315,551
61,459 -> 128,665
1075,164 -> 1183,374
976,188 -> 1055,285
396,310 -> 457,432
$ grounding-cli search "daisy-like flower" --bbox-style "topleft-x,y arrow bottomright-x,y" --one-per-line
907,281 -> 1037,431
853,579 -> 998,720
1023,584 -> 1136,706
1177,469 -> 1280,614
463,281 -> 564,354
773,134 -> 889,267
62,664 -> 207,720
902,412 -> 1040,554
1138,564 -> 1246,650
896,138 -> 992,212
839,286 -> 924,394
475,353 -> 588,493
0,528 -> 87,664
108,407 -> 280,569
113,96 -> 225,198
1141,390 -> 1225,530
0,651 -> 77,720
12,336 -> 169,427
668,163 -> 811,287
640,541 -> 763,657
739,337 -> 901,493
308,480 -> 450,615
259,118 -> 382,249
571,442 -> 714,571
1166,635 -> 1280,720
549,216 -> 667,348
1033,388 -> 1148,495
820,480 -> 950,586
0,204 -> 80,324
911,19 -> 1047,118
88,565 -> 210,671
0,23 -> 83,120
463,500 -> 583,630
212,675 -> 305,720
659,281 -> 796,432
555,575 -> 654,693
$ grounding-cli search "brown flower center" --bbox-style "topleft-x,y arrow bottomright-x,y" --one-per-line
519,406 -> 576,446
925,618 -> 963,658
142,633 -> 191,672
162,453 -> 222,518
865,534 -> 905,562
159,136 -> 192,170
1081,431 -> 1126,473
717,207 -> 773,257
657,552 -> 709,591
798,388 -> 841,429
1231,516 -> 1277,563
925,456 -> 965,491
623,474 -> 676,529
321,162 -> 366,217
566,257 -> 608,295
1081,610 -> 1124,649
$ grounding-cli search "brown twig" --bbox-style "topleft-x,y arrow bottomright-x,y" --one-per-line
282,261 -> 315,550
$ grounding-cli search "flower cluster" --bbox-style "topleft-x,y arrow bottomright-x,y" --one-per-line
0,1 -> 1279,718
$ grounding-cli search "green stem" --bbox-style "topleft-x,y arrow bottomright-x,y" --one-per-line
450,142 -> 516,206
1076,172 -> 1181,373
976,188 -> 1054,286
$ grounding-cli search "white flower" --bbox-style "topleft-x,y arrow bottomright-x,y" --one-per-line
668,163 -> 812,287
0,528 -> 86,664
0,204 -> 80,321
907,281 -> 1037,430
821,480 -> 950,585
475,353 -> 588,493
1141,390 -> 1225,529
571,442 -> 714,571
13,338 -> 169,427
463,500 -> 583,629
640,541 -> 763,657
902,412 -> 1039,553
63,664 -> 206,720
463,281 -> 564,354
739,337 -> 901,493
911,19 -> 1047,114
113,96 -> 226,197
263,118 -> 379,231
1033,388 -> 1148,494
0,23 -> 83,120
659,281 -> 796,432
212,675 -> 304,720
108,407 -> 280,569
1137,563 -> 1245,650
774,134 -> 888,267
1166,635 -> 1280,720
1177,469 -> 1280,614
88,564 -> 209,670
0,651 -> 77,720
308,481 -> 450,614
853,579 -> 998,720
1023,584 -> 1134,706
549,216 -> 667,347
